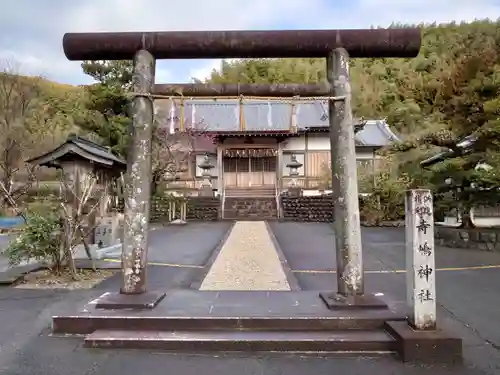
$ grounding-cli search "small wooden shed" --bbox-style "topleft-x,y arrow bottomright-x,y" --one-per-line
27,134 -> 125,170
27,134 -> 126,216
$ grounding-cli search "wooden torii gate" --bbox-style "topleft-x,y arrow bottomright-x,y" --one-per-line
62,28 -> 421,309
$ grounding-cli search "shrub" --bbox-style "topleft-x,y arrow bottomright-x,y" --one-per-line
358,172 -> 410,224
2,210 -> 63,272
26,199 -> 60,215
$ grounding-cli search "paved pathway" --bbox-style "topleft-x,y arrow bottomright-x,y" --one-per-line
200,221 -> 290,291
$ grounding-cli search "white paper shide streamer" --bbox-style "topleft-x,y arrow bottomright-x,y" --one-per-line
168,101 -> 175,135
191,102 -> 196,129
267,100 -> 272,128
235,102 -> 240,129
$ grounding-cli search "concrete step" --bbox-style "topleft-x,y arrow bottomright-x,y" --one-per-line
223,216 -> 278,221
224,197 -> 278,220
227,198 -> 276,202
225,188 -> 275,197
52,290 -> 407,336
226,206 -> 276,211
53,312 -> 401,335
84,329 -> 396,353
224,211 -> 277,217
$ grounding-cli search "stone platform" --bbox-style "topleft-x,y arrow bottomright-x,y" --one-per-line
53,290 -> 405,333
53,290 -> 406,355
52,290 -> 462,362
50,220 -> 463,363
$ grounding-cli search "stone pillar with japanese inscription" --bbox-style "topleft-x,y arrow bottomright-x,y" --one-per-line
405,189 -> 437,330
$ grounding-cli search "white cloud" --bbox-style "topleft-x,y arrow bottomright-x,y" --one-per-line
334,0 -> 500,28
1,0 -> 499,84
190,60 -> 223,83
175,0 -> 500,82
155,67 -> 172,83
61,0 -> 315,33
0,0 -> 324,84
189,59 -> 238,82
0,48 -> 87,83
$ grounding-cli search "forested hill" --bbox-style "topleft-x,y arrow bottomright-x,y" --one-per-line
201,20 -> 500,139
11,19 -> 500,144
198,19 -> 500,204
4,20 -> 500,193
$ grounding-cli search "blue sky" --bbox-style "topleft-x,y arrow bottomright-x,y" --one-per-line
1,0 -> 499,85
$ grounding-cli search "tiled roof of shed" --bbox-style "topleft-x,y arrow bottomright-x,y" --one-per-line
26,135 -> 126,169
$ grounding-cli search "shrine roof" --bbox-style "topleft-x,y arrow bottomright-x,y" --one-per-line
26,134 -> 126,169
352,120 -> 400,146
156,99 -> 399,147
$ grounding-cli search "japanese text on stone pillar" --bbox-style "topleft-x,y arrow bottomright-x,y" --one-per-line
406,189 -> 437,330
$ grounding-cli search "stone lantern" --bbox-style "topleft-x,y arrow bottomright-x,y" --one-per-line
286,154 -> 303,196
198,154 -> 215,196
445,177 -> 462,224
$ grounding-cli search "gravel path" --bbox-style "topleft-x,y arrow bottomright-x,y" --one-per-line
200,221 -> 290,291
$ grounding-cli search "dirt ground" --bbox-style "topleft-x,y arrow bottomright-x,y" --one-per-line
16,268 -> 117,290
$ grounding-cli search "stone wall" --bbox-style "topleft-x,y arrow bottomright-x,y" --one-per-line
435,226 -> 500,251
280,195 -> 404,226
281,195 -> 333,222
150,196 -> 220,222
186,197 -> 221,221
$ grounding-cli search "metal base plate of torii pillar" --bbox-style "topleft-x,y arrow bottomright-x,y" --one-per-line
94,290 -> 166,310
51,28 -> 462,364
318,293 -> 389,310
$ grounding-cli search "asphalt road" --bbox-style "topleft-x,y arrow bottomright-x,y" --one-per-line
0,222 -> 499,375
0,234 -> 15,271
269,222 -> 500,374
0,234 -> 11,249
101,222 -> 233,290
0,222 -> 233,375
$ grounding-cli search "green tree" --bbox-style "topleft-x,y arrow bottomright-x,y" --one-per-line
76,60 -> 196,194
73,60 -> 133,156
203,20 -> 500,220
387,21 -> 500,226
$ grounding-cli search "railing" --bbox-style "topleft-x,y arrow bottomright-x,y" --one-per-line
275,183 -> 281,219
220,187 -> 225,220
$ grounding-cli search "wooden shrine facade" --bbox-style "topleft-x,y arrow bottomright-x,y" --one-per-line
163,120 -> 398,195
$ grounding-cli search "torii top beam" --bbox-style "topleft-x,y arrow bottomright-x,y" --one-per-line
62,28 -> 421,61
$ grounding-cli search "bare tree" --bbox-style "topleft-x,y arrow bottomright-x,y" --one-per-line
0,165 -> 37,222
150,99 -> 212,194
59,171 -> 109,278
151,127 -> 195,193
0,61 -> 44,211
